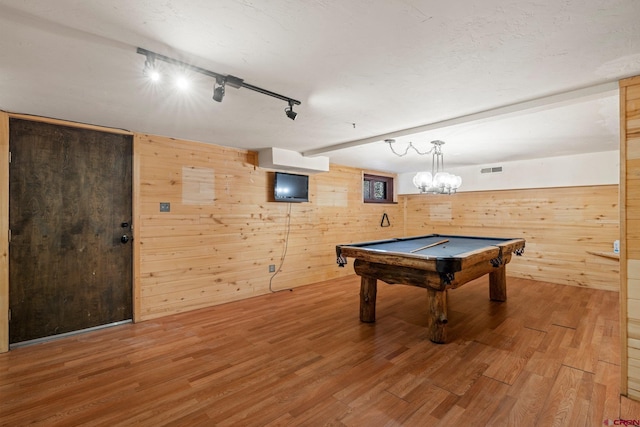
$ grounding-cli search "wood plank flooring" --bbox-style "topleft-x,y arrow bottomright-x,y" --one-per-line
1,275 -> 639,426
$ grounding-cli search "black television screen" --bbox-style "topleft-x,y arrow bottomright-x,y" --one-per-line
274,172 -> 309,202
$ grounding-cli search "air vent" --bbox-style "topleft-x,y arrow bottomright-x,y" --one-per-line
481,166 -> 503,174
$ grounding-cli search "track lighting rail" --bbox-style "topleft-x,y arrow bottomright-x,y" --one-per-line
137,47 -> 301,118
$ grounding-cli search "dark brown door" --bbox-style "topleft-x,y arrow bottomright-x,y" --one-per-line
8,118 -> 133,344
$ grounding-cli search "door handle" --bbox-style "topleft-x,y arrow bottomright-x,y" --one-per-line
121,234 -> 129,244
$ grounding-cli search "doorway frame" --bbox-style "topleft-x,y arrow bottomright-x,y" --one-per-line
0,111 -> 139,352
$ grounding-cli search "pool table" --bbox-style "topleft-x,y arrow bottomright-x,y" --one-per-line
336,234 -> 525,343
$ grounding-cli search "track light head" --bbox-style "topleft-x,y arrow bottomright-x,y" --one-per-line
285,100 -> 297,120
213,77 -> 225,102
285,108 -> 297,120
143,54 -> 160,82
213,86 -> 225,102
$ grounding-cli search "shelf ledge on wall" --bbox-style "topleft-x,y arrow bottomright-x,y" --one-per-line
258,147 -> 329,174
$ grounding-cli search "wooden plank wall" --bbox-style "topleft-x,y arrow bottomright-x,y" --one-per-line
622,75 -> 640,399
0,112 -> 8,353
135,133 -> 404,321
402,186 -> 620,291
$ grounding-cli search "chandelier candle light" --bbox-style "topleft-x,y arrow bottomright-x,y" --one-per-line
386,139 -> 462,195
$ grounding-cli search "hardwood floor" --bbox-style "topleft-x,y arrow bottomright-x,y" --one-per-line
1,275 -> 639,426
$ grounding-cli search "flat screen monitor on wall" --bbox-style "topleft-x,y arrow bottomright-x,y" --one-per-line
274,172 -> 309,202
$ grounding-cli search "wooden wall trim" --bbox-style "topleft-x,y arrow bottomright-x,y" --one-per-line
133,135 -> 142,322
620,75 -> 640,88
621,74 -> 640,399
0,112 -> 8,353
458,183 -> 620,192
3,111 -> 133,136
620,79 -> 629,395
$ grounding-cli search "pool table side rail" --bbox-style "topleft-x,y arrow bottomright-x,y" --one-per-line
337,237 -> 525,273
338,247 -> 459,272
339,234 -> 522,249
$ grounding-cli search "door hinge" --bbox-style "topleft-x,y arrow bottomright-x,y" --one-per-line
8,151 -> 11,164
8,229 -> 10,243
8,309 -> 10,322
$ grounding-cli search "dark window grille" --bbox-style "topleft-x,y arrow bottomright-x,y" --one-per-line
363,174 -> 394,203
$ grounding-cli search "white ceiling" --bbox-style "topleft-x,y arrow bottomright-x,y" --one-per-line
0,0 -> 639,173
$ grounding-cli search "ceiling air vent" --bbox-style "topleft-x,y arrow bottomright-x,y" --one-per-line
480,166 -> 503,174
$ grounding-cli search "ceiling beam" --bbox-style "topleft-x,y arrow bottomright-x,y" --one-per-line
303,81 -> 619,157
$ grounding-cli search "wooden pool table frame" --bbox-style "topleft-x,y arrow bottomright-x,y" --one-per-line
336,234 -> 525,343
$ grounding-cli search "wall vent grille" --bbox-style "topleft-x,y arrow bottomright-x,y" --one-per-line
481,166 -> 503,174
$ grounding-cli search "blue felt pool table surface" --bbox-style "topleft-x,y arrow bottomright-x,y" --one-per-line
349,235 -> 512,258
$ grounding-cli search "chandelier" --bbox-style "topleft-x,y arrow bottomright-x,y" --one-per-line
386,139 -> 462,195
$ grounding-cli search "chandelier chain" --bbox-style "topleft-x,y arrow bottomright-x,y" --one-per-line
385,139 -> 436,157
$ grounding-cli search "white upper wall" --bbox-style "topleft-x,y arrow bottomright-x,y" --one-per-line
398,150 -> 619,194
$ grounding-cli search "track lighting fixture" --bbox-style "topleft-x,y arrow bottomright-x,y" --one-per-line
137,47 -> 301,118
285,100 -> 297,120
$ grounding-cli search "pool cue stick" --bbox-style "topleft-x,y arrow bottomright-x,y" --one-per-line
410,239 -> 449,253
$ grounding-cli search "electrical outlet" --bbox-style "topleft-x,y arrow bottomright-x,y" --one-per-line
269,264 -> 276,273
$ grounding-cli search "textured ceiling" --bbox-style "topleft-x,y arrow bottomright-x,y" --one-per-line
0,0 -> 639,172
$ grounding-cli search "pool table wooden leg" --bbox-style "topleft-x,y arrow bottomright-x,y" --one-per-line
427,288 -> 448,343
360,276 -> 377,323
489,265 -> 507,301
